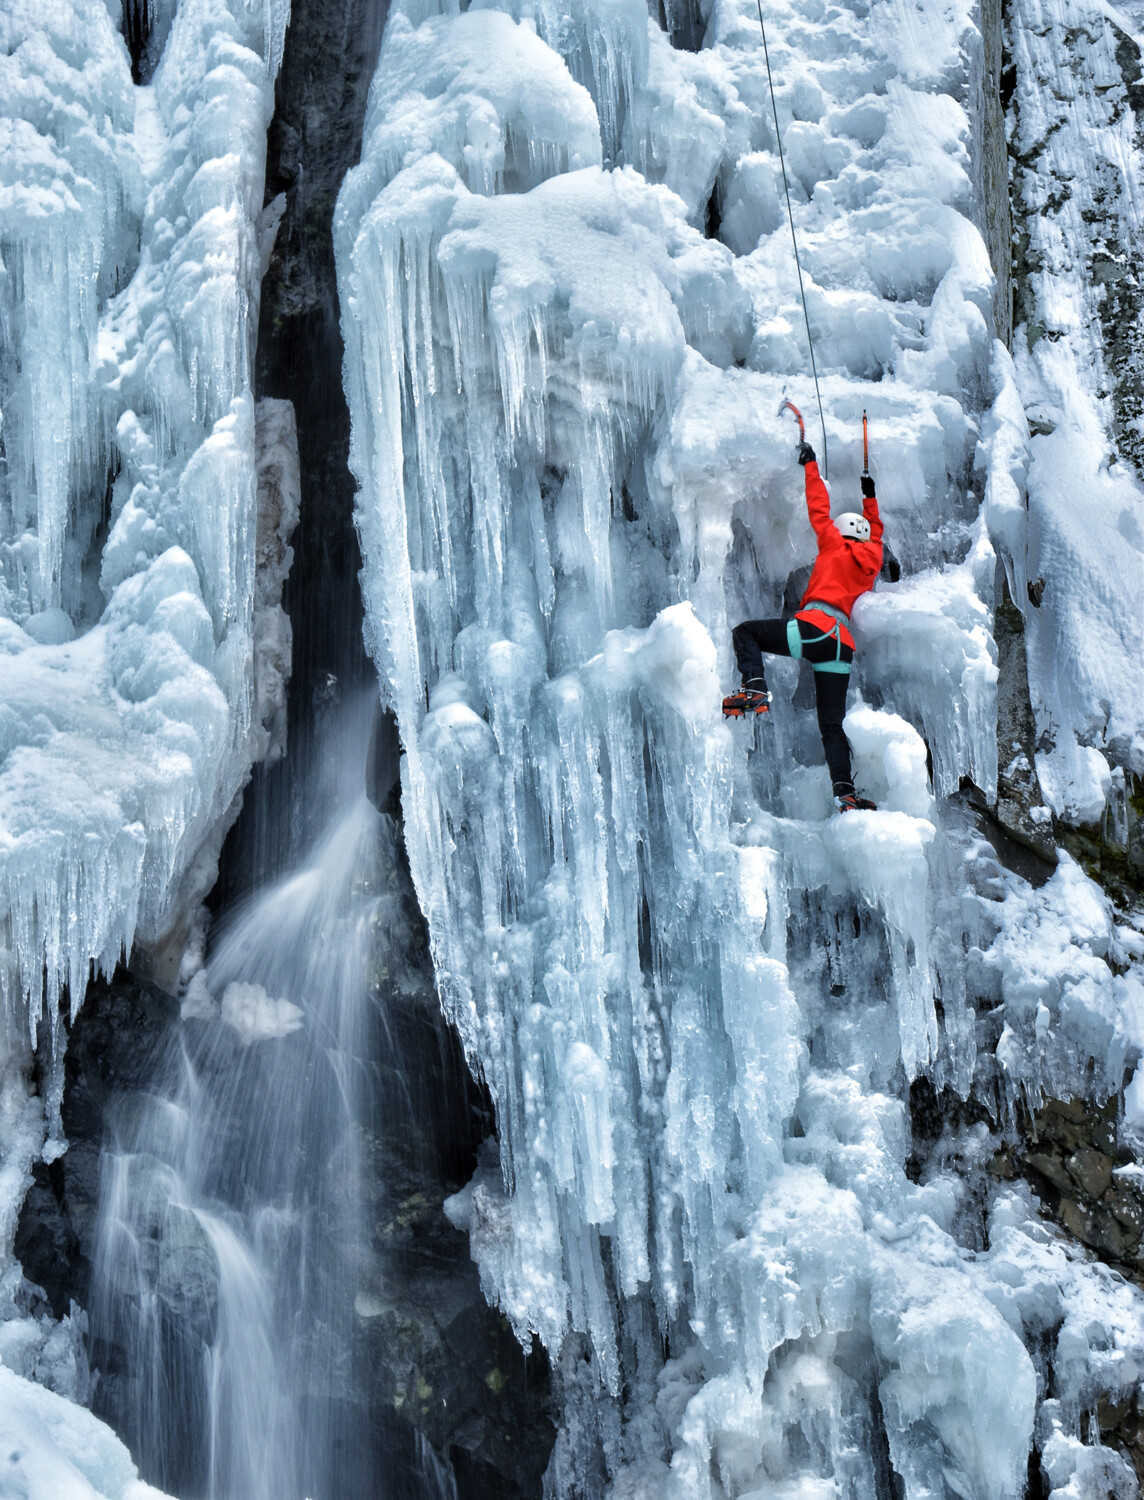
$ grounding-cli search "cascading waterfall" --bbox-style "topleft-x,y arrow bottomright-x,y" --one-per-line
88,705 -> 394,1500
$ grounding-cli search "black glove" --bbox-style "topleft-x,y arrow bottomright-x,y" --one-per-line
860,474 -> 876,499
797,442 -> 816,466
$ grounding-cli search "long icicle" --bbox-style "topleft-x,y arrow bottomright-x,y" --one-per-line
756,0 -> 828,476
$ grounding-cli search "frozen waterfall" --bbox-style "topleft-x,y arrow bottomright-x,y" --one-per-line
335,0 -> 1144,1491
0,0 -> 1142,1489
0,0 -> 294,1080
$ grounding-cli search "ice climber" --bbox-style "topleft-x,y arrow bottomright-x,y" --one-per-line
723,439 -> 883,814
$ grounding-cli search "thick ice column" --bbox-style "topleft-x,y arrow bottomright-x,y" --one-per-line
339,10 -> 777,1380
466,0 -> 651,163
0,4 -> 295,1477
0,0 -> 140,622
0,0 -> 292,1037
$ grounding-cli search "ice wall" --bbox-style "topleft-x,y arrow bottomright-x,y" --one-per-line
998,0 -> 1144,827
0,0 -> 292,1476
0,1364 -> 173,1500
338,0 -> 1144,1489
0,0 -> 292,1048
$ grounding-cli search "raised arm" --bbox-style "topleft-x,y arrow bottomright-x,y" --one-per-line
803,458 -> 838,548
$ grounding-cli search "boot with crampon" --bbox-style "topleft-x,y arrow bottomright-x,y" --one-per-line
833,781 -> 877,813
722,679 -> 772,719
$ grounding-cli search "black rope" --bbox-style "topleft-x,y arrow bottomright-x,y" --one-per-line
756,0 -> 828,478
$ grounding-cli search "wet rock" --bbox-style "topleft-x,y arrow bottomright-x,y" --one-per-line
157,1205 -> 220,1344
1094,1206 -> 1128,1262
15,973 -> 178,1319
1025,1152 -> 1075,1195
997,1093 -> 1144,1283
989,582 -> 1058,868
1042,1096 -> 1089,1127
976,0 -> 1012,343
101,1154 -> 168,1294
1097,1390 -> 1144,1490
353,1034 -> 555,1497
1108,1186 -> 1144,1235
1067,1147 -> 1113,1200
1059,1198 -> 1097,1246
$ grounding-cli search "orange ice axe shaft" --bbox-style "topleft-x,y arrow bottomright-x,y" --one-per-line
862,409 -> 869,476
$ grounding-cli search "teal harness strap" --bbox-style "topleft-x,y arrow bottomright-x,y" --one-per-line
787,615 -> 852,675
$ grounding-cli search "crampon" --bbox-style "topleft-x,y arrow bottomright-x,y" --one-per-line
722,687 -> 772,719
833,786 -> 877,812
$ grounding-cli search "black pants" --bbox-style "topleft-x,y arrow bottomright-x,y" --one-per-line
732,617 -> 854,787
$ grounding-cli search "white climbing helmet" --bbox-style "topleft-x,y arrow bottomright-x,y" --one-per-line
835,511 -> 871,542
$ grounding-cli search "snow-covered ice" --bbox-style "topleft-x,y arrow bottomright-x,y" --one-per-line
0,0 -> 290,1489
0,0 -> 1141,1485
0,1365 -> 172,1500
337,0 -> 1144,1488
0,0 -> 293,1047
1002,0 -> 1144,824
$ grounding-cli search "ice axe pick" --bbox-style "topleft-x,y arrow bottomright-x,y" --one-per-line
778,398 -> 806,444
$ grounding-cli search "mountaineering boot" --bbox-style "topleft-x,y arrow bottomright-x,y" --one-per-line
832,781 -> 877,813
723,679 -> 772,719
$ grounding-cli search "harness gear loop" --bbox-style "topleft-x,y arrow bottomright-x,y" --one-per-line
756,0 -> 828,478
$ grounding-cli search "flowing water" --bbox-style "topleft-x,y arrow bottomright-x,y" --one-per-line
89,711 -> 410,1499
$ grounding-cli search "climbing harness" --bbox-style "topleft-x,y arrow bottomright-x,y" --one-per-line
757,0 -> 828,476
785,605 -> 856,673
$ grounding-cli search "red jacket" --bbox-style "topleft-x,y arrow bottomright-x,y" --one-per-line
798,460 -> 883,617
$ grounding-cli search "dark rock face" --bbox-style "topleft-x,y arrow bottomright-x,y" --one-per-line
15,973 -> 178,1324
1093,22 -> 1144,475
984,578 -> 1057,868
908,1072 -> 1144,1491
354,903 -> 557,1496
993,1096 -> 1144,1281
975,0 -> 1012,344
993,1096 -> 1144,1489
653,0 -> 706,52
215,0 -> 391,901
1053,776 -> 1144,909
357,1150 -> 554,1498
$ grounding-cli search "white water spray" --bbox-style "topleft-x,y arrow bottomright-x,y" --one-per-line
89,717 -> 394,1499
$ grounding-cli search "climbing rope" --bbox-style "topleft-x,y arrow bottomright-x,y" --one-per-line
756,0 -> 829,478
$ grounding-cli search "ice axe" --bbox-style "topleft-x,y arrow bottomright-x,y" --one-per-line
778,397 -> 806,445
862,409 -> 869,477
